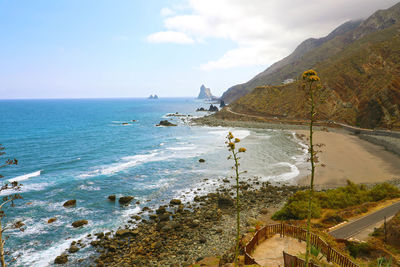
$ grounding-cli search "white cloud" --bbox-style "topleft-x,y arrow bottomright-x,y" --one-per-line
150,0 -> 399,70
161,7 -> 174,16
147,31 -> 194,44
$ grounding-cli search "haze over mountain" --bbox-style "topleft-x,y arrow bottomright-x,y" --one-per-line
222,2 -> 400,129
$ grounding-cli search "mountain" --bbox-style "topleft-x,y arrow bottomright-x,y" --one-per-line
221,2 -> 400,104
197,85 -> 217,100
223,2 -> 400,129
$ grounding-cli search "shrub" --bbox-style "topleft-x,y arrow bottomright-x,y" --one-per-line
272,191 -> 321,220
346,241 -> 373,258
369,183 -> 400,201
321,212 -> 344,225
272,181 -> 400,221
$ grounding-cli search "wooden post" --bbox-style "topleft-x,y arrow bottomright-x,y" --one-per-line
327,246 -> 331,262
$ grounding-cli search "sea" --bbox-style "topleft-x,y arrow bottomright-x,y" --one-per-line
0,98 -> 308,266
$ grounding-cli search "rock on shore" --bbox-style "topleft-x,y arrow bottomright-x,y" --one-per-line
87,179 -> 302,266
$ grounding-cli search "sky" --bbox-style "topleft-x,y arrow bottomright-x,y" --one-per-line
0,0 -> 399,99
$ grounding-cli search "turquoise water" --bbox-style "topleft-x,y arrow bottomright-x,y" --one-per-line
0,98 -> 306,266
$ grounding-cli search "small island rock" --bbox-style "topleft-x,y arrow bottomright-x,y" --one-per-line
48,217 -> 57,224
63,200 -> 76,207
156,120 -> 177,127
72,220 -> 88,228
118,196 -> 134,205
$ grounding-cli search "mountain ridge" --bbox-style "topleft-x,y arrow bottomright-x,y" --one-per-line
221,2 -> 400,104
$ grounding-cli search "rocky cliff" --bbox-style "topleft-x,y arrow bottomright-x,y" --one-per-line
197,85 -> 216,100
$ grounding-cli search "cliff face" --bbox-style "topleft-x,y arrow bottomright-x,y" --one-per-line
221,2 -> 400,104
197,85 -> 216,100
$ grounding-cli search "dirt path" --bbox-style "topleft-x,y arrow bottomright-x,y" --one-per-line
251,234 -> 307,267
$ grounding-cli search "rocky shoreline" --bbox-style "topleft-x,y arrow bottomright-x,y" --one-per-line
63,178 -> 304,266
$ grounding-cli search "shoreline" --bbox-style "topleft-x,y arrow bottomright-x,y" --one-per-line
55,114 -> 400,266
83,178 -> 304,266
193,115 -> 400,187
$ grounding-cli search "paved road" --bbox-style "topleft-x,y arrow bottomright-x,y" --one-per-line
329,201 -> 400,239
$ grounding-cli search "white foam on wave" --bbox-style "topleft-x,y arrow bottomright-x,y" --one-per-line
78,184 -> 100,191
208,129 -> 251,140
13,217 -> 47,237
166,145 -> 196,151
14,232 -> 88,267
79,152 -> 159,178
120,205 -> 141,218
8,170 -> 41,183
0,182 -> 50,196
261,162 -> 300,182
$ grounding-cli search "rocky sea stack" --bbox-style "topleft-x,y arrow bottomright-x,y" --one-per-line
197,85 -> 217,100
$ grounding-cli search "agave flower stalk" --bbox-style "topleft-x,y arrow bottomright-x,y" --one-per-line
226,133 -> 246,267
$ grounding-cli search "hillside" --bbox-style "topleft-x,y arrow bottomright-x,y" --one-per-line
228,21 -> 400,129
221,2 -> 400,104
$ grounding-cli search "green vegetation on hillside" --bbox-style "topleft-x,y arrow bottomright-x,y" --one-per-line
223,2 -> 400,129
272,181 -> 400,220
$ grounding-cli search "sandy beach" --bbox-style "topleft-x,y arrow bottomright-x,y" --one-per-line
295,130 -> 400,186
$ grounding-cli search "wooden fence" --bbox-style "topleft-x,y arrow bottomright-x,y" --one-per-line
244,223 -> 359,267
283,251 -> 320,267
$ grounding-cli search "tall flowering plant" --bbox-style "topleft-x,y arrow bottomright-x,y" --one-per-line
226,132 -> 246,266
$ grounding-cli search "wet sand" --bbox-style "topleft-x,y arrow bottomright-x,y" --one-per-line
295,130 -> 400,186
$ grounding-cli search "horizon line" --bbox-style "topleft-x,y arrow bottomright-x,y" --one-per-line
0,96 -> 218,101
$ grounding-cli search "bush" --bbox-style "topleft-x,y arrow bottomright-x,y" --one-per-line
272,181 -> 400,221
272,191 -> 321,220
346,241 -> 373,258
369,183 -> 400,201
322,212 -> 344,225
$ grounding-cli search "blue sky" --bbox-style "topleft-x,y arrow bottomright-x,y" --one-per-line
0,0 -> 398,99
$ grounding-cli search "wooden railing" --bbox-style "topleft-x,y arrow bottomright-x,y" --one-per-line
283,251 -> 320,267
244,223 -> 359,267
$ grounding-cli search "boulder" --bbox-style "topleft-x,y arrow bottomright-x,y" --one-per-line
63,200 -> 76,207
156,120 -> 177,127
54,255 -> 68,264
72,220 -> 88,228
158,213 -> 170,222
169,199 -> 181,205
48,217 -> 57,224
156,206 -> 166,214
108,195 -> 116,201
116,229 -> 139,237
118,196 -> 134,205
217,196 -> 234,208
260,208 -> 269,214
68,245 -> 79,253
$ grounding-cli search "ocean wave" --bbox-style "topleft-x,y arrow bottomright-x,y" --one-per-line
208,129 -> 251,140
262,162 -> 300,182
79,152 -> 160,178
0,182 -> 50,196
78,184 -> 101,191
14,232 -> 88,267
8,170 -> 41,183
166,145 -> 196,151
